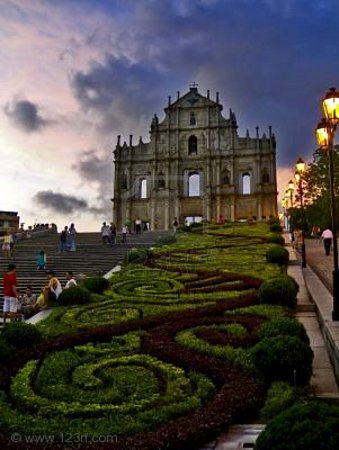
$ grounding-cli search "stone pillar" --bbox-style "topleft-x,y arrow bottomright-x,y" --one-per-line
257,196 -> 262,220
231,196 -> 235,221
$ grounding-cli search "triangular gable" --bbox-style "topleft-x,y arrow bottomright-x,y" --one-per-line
165,88 -> 219,110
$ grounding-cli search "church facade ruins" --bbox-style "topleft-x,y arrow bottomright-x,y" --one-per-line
112,85 -> 277,230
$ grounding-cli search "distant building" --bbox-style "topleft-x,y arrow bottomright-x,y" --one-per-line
113,85 -> 278,230
0,211 -> 20,235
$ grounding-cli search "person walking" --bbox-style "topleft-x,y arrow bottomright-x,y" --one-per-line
321,228 -> 333,256
3,263 -> 18,325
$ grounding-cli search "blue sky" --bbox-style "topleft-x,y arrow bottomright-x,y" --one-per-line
1,0 -> 339,230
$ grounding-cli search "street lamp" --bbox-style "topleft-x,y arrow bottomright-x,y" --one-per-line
282,194 -> 289,230
315,86 -> 339,320
287,180 -> 294,232
295,157 -> 306,268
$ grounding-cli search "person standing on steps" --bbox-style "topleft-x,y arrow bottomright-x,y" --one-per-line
101,222 -> 111,245
321,228 -> 333,256
59,226 -> 68,252
122,224 -> 127,244
3,263 -> 18,325
68,223 -> 77,251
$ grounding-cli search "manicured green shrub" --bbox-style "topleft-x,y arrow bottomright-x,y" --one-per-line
154,235 -> 177,246
125,248 -> 154,264
57,286 -> 91,306
258,317 -> 309,344
1,322 -> 42,349
258,276 -> 297,309
260,381 -> 299,422
255,402 -> 339,450
269,223 -> 283,233
252,335 -> 313,386
0,341 -> 12,362
266,233 -> 285,246
80,276 -> 109,293
265,245 -> 289,265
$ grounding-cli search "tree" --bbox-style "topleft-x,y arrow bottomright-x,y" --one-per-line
301,146 -> 339,230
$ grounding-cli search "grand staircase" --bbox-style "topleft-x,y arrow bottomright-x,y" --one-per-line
0,229 -> 169,309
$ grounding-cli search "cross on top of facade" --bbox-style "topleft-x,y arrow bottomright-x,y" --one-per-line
189,81 -> 199,90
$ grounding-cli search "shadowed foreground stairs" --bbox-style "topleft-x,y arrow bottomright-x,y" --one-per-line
0,229 -> 169,318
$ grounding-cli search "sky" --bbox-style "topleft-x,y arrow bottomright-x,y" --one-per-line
1,0 -> 339,231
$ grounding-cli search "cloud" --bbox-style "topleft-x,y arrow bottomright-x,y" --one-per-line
70,55 -> 180,136
4,98 -> 49,132
72,149 -> 113,215
34,190 -> 88,215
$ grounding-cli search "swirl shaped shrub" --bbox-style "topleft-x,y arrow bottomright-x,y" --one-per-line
258,317 -> 309,345
255,402 -> 339,450
154,235 -> 177,246
4,341 -> 214,439
57,285 -> 91,306
1,322 -> 42,349
265,245 -> 289,265
258,276 -> 297,309
252,335 -> 313,386
81,276 -> 109,293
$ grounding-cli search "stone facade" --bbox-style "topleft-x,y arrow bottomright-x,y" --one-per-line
112,86 -> 277,230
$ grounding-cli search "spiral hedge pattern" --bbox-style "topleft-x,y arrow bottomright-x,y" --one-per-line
0,224 -> 286,449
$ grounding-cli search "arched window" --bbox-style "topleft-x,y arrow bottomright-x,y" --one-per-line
242,173 -> 251,195
188,172 -> 200,197
120,173 -> 127,190
158,172 -> 165,188
140,178 -> 147,198
188,135 -> 198,155
262,168 -> 269,183
190,112 -> 196,126
222,169 -> 230,185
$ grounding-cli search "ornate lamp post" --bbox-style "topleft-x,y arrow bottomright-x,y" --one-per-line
282,194 -> 289,230
287,180 -> 294,232
295,157 -> 306,268
315,87 -> 339,320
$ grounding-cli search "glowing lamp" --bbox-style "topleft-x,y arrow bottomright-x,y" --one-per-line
315,119 -> 330,148
322,87 -> 339,124
296,157 -> 305,174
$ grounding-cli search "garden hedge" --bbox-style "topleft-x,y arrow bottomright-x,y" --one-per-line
255,402 -> 339,450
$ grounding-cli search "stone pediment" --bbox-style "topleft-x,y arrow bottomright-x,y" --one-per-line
166,88 -> 220,110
